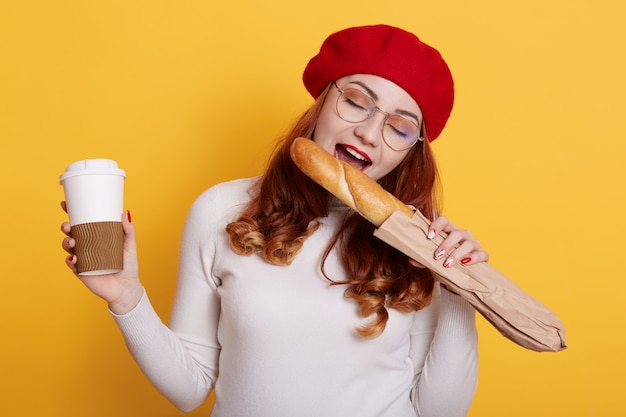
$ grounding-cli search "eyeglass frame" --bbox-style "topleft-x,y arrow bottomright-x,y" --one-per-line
332,81 -> 424,151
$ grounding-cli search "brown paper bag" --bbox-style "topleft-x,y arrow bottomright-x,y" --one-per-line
373,210 -> 566,352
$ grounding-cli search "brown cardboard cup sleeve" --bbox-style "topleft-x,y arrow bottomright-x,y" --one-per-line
374,211 -> 567,352
70,221 -> 124,275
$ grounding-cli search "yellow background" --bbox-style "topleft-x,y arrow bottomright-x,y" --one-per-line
1,0 -> 624,416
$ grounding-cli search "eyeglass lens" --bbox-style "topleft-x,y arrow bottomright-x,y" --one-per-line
336,88 -> 420,151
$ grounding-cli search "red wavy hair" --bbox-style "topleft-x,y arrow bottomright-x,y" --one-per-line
226,84 -> 440,337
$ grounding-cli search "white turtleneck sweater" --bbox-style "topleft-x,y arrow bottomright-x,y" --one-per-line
112,177 -> 478,417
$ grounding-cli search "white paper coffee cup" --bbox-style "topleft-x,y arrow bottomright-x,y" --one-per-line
60,159 -> 126,276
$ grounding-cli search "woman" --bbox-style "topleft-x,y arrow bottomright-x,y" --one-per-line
61,25 -> 488,417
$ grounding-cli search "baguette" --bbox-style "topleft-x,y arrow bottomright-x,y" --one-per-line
290,139 -> 568,353
290,137 -> 414,226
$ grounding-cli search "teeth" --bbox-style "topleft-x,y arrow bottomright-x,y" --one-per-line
345,146 -> 367,161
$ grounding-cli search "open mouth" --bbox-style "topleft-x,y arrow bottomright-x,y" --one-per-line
335,144 -> 372,171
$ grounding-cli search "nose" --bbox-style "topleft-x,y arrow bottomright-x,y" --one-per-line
354,109 -> 386,147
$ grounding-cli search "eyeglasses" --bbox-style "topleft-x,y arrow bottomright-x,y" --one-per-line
333,82 -> 423,151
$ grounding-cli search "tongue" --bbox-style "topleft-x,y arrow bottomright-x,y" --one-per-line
336,146 -> 367,170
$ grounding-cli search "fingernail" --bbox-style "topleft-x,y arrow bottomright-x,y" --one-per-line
461,257 -> 471,265
435,248 -> 446,260
127,210 -> 132,223
444,257 -> 454,267
427,229 -> 436,239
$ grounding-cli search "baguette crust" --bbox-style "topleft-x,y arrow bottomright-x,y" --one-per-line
290,137 -> 414,226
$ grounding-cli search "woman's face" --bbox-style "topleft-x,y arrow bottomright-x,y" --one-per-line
313,74 -> 423,181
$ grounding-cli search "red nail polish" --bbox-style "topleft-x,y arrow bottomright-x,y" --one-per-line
461,257 -> 471,265
127,210 -> 132,223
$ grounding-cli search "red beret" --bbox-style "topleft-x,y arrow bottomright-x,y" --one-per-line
303,25 -> 454,141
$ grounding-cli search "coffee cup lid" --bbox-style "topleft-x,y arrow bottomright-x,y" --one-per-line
59,159 -> 126,184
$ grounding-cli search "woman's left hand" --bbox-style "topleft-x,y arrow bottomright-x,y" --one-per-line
409,215 -> 489,269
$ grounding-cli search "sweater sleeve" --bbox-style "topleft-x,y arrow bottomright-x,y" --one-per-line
111,187 -> 225,412
410,284 -> 479,417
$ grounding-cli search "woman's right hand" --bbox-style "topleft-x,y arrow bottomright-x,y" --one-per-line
61,202 -> 144,315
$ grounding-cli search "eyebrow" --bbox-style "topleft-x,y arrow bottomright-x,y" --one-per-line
348,80 -> 379,100
347,80 -> 422,124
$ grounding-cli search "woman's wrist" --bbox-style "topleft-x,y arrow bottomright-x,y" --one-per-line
108,284 -> 144,315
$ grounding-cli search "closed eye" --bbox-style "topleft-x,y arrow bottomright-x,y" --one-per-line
388,122 -> 410,138
344,96 -> 370,112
